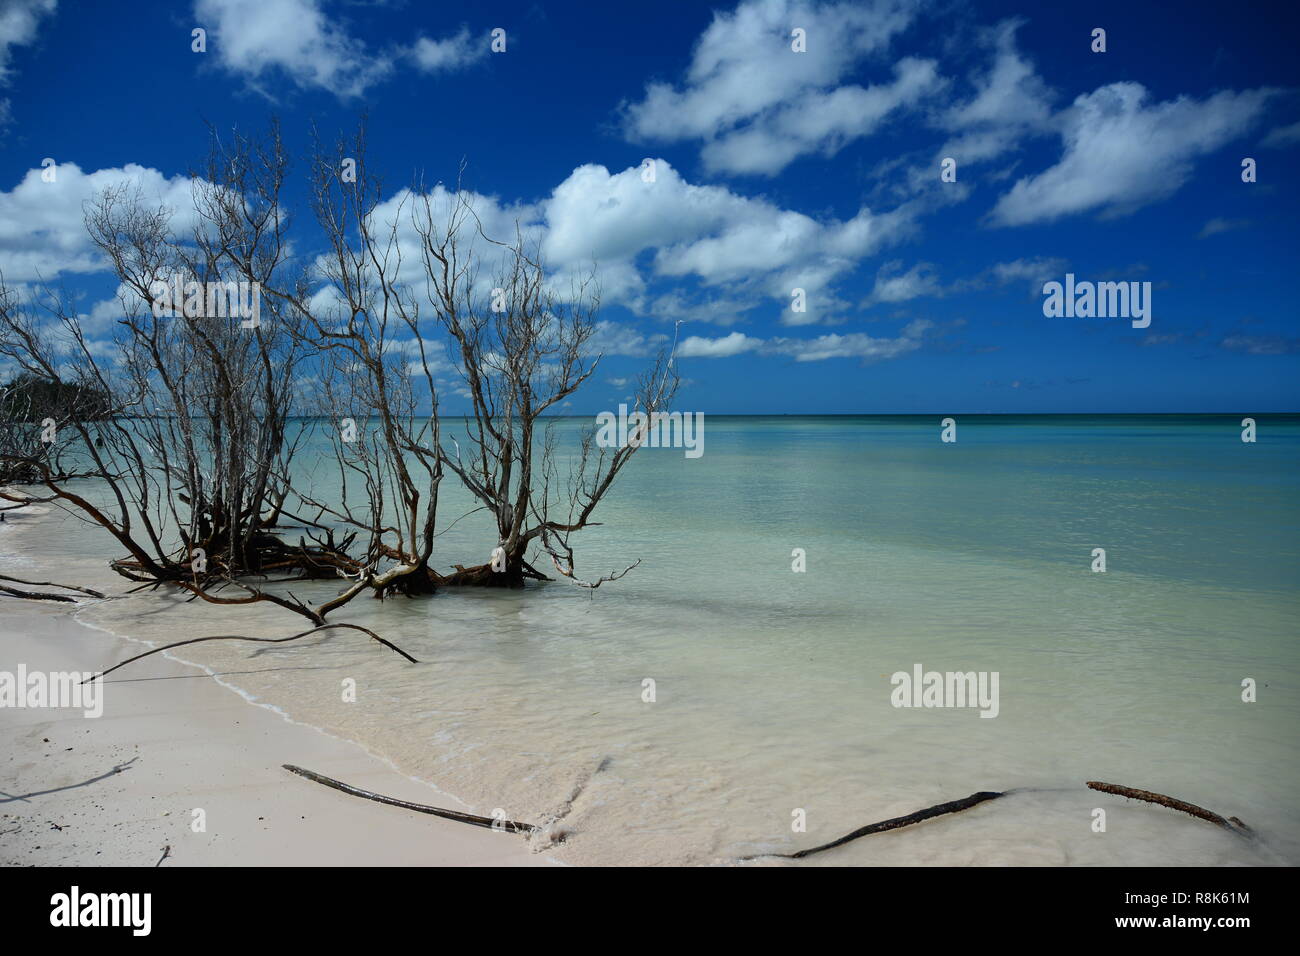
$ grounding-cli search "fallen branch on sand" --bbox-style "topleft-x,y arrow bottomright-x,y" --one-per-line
0,583 -> 78,602
86,622 -> 418,683
282,764 -> 537,835
745,781 -> 1252,861
1086,780 -> 1252,834
0,573 -> 105,602
743,790 -> 1006,860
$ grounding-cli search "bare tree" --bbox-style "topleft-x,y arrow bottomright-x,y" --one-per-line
2,119 -> 677,630
252,123 -> 448,609
410,190 -> 679,587
0,127 -> 346,624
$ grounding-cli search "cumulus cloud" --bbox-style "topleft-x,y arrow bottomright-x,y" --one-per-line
194,0 -> 396,98
285,158 -> 911,332
990,83 -> 1274,226
588,320 -> 669,357
192,0 -> 481,98
622,0 -> 930,176
542,160 -> 914,324
677,330 -> 762,358
0,162 -> 198,282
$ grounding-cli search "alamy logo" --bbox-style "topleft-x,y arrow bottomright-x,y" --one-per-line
148,274 -> 261,328
1041,273 -> 1151,329
890,664 -> 1000,718
595,404 -> 704,459
50,887 -> 151,936
0,666 -> 102,718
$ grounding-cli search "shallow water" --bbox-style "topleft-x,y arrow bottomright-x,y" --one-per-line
5,415 -> 1298,865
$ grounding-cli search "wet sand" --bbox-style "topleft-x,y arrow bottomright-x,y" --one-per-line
0,598 -> 548,867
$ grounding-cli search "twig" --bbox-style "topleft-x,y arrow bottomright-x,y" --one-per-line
86,622 -> 417,683
282,765 -> 536,834
0,583 -> 78,603
0,573 -> 105,598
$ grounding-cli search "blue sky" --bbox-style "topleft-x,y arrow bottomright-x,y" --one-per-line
1,0 -> 1298,413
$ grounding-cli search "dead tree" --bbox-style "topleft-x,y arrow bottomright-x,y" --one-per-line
254,123 -> 448,607
0,127 -> 355,624
410,189 -> 679,587
3,119 -> 674,619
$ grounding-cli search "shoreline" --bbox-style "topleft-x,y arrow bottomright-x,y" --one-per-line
0,510 -> 549,867
5,473 -> 1296,867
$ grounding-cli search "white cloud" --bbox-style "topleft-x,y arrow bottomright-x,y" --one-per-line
316,183 -> 541,296
699,56 -> 942,176
588,320 -> 668,357
990,83 -> 1273,226
1262,120 -> 1300,148
293,159 -> 911,332
543,160 -> 914,324
858,256 -> 1064,307
677,330 -> 762,358
645,292 -> 757,327
768,327 -> 924,362
1197,217 -> 1250,239
0,162 -> 198,282
0,0 -> 55,83
0,0 -> 56,125
672,320 -> 929,363
935,19 -> 1054,166
407,27 -> 487,73
622,0 -> 929,175
193,0 -> 487,98
987,257 -> 1065,285
866,260 -> 941,305
194,0 -> 393,98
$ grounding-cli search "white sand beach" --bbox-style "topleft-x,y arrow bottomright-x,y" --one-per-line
0,581 -> 547,867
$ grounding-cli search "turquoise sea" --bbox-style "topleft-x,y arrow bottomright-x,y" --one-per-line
7,414 -> 1299,865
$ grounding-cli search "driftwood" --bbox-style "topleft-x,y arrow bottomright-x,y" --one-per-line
0,583 -> 78,602
747,781 -> 1252,861
283,764 -> 537,835
87,622 -> 418,683
744,791 -> 1007,861
1087,780 -> 1252,833
0,573 -> 105,600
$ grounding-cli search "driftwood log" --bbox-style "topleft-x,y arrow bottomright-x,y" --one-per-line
745,782 -> 1252,861
742,790 -> 1007,861
1087,780 -> 1252,834
283,764 -> 536,834
0,573 -> 105,602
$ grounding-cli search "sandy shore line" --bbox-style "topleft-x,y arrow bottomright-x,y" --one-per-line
0,596 -> 548,867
